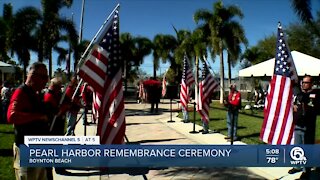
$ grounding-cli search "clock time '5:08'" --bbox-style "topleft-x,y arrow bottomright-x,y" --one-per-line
265,148 -> 280,155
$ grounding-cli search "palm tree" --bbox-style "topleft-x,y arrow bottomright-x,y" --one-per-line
133,37 -> 153,66
291,0 -> 313,23
291,0 -> 320,39
129,36 -> 152,84
0,18 -> 8,62
0,3 -> 13,62
120,33 -> 152,92
39,0 -> 77,79
241,47 -> 261,65
54,46 -> 69,67
194,1 -> 245,103
152,34 -> 177,78
10,6 -> 42,81
73,39 -> 90,72
152,28 -> 192,83
225,22 -> 248,85
177,27 -> 208,96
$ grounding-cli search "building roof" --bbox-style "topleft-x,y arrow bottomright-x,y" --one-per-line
239,51 -> 320,77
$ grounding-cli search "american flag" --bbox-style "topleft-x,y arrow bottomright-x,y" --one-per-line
197,61 -> 219,123
180,55 -> 195,109
260,23 -> 298,145
78,7 -> 125,144
92,92 -> 101,123
161,70 -> 167,97
138,80 -> 145,102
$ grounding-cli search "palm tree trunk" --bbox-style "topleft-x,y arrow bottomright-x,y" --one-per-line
219,47 -> 225,104
23,64 -> 27,83
124,59 -> 128,96
195,55 -> 199,104
153,58 -> 159,79
49,49 -> 53,79
153,62 -> 157,79
227,51 -> 232,86
38,35 -> 44,62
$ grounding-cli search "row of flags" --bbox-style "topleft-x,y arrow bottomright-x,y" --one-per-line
75,3 -> 298,146
179,55 -> 219,124
178,22 -> 299,145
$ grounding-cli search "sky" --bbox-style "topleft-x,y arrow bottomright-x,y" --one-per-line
1,0 -> 319,77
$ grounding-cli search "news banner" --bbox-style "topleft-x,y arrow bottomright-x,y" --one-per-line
21,136 -> 320,167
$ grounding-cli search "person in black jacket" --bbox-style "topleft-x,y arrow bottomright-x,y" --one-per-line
288,75 -> 320,179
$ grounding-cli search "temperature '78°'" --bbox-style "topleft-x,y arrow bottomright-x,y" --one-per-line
266,157 -> 279,164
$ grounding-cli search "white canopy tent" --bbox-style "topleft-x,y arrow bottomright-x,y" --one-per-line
239,51 -> 320,77
0,61 -> 15,83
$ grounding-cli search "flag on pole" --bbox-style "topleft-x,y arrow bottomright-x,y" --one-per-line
260,22 -> 298,145
162,69 -> 168,97
92,91 -> 101,123
180,55 -> 195,109
197,61 -> 219,123
78,7 -> 125,144
138,80 -> 145,102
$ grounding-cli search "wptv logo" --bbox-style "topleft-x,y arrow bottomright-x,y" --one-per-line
290,147 -> 307,165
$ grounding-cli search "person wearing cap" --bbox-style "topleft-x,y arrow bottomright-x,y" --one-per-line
224,84 -> 241,141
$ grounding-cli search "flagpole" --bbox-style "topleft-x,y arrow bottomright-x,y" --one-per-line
74,0 -> 85,73
79,0 -> 85,44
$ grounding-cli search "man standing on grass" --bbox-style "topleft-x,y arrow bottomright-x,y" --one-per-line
7,62 -> 49,180
288,75 -> 320,180
224,84 -> 241,141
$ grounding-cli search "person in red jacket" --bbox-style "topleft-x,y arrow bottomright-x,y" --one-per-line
224,84 -> 241,141
7,62 -> 49,180
80,83 -> 93,125
44,77 -> 70,135
43,77 -> 70,179
65,77 -> 82,136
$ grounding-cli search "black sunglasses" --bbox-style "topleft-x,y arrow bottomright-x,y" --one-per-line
32,73 -> 48,80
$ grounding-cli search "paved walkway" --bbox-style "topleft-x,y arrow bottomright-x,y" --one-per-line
52,100 -> 318,180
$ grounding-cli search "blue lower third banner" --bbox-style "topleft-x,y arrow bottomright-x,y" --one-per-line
20,145 -> 320,167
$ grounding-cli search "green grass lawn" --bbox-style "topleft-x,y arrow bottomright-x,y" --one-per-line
0,124 -> 15,180
180,101 -> 320,144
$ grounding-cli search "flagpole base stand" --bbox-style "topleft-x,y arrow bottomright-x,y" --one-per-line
189,130 -> 199,134
167,120 -> 175,123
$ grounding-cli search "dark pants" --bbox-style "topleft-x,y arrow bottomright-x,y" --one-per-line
151,102 -> 158,113
2,100 -> 9,123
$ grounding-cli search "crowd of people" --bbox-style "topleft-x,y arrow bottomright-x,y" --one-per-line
2,61 -> 320,180
4,62 -> 95,180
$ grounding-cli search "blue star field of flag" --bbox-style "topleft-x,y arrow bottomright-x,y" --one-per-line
99,8 -> 121,77
182,55 -> 194,86
202,61 -> 209,79
274,23 -> 297,82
